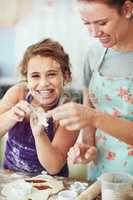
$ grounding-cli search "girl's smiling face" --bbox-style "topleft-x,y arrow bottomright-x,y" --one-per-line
27,55 -> 65,111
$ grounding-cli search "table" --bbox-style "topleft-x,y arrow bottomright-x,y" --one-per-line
0,169 -> 30,200
0,169 -> 101,200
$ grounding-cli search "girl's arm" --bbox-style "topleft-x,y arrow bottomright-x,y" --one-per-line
0,83 -> 29,137
32,124 -> 79,175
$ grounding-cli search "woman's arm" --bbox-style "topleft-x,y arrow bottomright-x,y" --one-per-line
82,88 -> 96,146
66,89 -> 97,165
93,110 -> 133,145
50,103 -> 133,145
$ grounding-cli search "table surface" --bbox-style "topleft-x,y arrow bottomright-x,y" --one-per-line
0,169 -> 101,200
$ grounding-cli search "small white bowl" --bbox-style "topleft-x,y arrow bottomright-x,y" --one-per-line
58,190 -> 77,200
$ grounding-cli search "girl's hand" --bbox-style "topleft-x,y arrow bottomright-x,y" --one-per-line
10,100 -> 31,122
67,143 -> 97,164
30,110 -> 44,137
30,107 -> 49,137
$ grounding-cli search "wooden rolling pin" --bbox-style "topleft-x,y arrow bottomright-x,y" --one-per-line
75,180 -> 101,200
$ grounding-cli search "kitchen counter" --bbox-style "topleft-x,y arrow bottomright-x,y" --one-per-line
0,169 -> 101,200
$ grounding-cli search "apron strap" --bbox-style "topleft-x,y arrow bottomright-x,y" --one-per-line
94,48 -> 108,72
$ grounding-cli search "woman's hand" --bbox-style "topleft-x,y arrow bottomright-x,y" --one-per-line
10,100 -> 31,122
67,143 -> 97,164
50,102 -> 95,131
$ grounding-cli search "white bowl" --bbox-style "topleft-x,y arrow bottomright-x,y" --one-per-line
58,190 -> 77,200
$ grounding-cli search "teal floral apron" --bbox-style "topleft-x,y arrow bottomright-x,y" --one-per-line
88,49 -> 133,180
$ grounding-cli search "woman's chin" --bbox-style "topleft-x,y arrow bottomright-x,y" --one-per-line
101,41 -> 115,48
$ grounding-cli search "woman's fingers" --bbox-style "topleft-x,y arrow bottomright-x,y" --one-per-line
85,146 -> 97,160
59,117 -> 86,131
67,144 -> 81,164
49,102 -> 80,119
67,144 -> 97,164
49,102 -> 94,131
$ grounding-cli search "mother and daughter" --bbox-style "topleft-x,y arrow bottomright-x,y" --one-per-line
1,0 -> 133,181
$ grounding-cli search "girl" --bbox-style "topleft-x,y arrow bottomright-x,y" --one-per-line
0,38 -> 79,176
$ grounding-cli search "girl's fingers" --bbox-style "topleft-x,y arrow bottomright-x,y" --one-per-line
11,100 -> 31,120
30,112 -> 38,125
13,107 -> 26,116
11,107 -> 25,121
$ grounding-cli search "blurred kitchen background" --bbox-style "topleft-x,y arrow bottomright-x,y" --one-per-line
0,0 -> 91,96
0,0 -> 91,178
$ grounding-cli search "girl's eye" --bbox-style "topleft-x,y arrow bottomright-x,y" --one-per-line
31,74 -> 40,78
47,73 -> 57,77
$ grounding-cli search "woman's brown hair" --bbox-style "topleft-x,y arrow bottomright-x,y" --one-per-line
78,0 -> 133,6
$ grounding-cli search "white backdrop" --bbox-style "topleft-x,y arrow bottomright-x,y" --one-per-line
15,0 -> 90,89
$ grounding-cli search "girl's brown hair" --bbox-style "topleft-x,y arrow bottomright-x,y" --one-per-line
19,38 -> 72,82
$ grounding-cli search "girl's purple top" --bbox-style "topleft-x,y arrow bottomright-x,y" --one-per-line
3,94 -> 68,177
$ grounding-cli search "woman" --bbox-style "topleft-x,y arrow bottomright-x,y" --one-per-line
50,0 -> 133,180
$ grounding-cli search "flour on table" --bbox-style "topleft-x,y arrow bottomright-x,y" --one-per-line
2,174 -> 64,200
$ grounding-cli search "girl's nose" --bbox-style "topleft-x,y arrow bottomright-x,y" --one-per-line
40,78 -> 50,87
